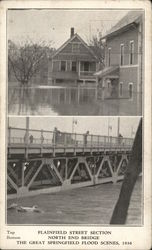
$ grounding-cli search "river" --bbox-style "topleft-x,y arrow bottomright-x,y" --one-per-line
7,177 -> 142,225
8,86 -> 142,116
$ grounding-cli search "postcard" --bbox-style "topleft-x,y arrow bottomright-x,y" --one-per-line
0,1 -> 151,249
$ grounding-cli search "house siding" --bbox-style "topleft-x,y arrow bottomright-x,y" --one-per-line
119,67 -> 138,98
105,26 -> 139,67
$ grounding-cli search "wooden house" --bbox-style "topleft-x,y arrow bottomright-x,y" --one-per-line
48,28 -> 99,85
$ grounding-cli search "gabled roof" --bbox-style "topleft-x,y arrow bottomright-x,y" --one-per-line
52,33 -> 98,60
103,11 -> 143,39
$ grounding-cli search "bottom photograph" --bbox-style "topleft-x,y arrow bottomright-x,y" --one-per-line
7,116 -> 142,225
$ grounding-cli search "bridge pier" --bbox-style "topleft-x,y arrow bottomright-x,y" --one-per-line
62,179 -> 71,188
17,186 -> 29,196
112,172 -> 118,184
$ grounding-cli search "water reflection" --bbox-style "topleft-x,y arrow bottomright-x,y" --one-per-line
8,86 -> 142,116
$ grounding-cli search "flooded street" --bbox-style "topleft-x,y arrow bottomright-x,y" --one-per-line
7,177 -> 142,225
8,86 -> 142,116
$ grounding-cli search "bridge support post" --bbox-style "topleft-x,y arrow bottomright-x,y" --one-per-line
17,161 -> 29,196
62,179 -> 71,189
17,186 -> 29,196
21,162 -> 25,187
112,172 -> 118,184
94,175 -> 98,185
65,158 -> 68,180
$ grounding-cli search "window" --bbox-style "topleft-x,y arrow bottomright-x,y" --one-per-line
129,41 -> 134,65
108,48 -> 111,66
119,82 -> 123,97
72,43 -> 80,53
71,61 -> 77,72
128,83 -> 133,98
120,44 -> 124,66
107,79 -> 111,89
83,62 -> 90,71
60,61 -> 66,71
108,82 -> 110,89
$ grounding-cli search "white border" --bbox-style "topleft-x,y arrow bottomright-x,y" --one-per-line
0,1 -> 151,250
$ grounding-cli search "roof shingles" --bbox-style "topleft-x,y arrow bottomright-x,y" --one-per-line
105,11 -> 143,37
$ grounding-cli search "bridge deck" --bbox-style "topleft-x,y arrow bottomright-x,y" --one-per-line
8,127 -> 134,158
8,143 -> 132,159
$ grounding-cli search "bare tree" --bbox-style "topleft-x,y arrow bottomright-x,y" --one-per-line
88,32 -> 105,69
8,40 -> 54,86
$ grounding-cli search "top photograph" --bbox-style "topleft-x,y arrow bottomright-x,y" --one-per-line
7,9 -> 144,116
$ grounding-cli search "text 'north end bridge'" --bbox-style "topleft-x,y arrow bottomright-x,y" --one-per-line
7,127 -> 134,198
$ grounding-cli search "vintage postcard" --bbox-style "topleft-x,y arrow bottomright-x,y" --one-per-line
0,0 -> 151,250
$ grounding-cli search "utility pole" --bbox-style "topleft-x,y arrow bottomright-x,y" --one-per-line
108,118 -> 110,139
25,117 -> 29,144
72,118 -> 77,134
108,118 -> 112,143
89,22 -> 92,41
117,117 -> 120,137
72,118 -> 74,134
26,117 -> 29,131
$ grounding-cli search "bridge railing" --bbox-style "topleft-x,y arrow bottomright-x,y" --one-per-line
8,127 -> 134,149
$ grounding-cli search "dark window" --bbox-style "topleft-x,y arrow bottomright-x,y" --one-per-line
120,44 -> 124,66
84,62 -> 90,71
71,61 -> 77,72
119,82 -> 123,96
130,41 -> 134,65
56,79 -> 63,83
61,61 -> 66,71
108,82 -> 110,89
108,48 -> 111,66
129,83 -> 133,98
107,79 -> 111,89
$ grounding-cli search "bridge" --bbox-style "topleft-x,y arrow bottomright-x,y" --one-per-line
7,127 -> 134,198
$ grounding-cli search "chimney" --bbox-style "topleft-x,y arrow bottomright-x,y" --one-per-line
70,27 -> 74,38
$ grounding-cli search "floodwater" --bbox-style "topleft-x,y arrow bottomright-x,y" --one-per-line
7,177 -> 142,225
8,86 -> 142,116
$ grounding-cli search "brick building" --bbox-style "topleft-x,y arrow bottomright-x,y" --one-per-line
95,11 -> 144,104
48,28 -> 99,85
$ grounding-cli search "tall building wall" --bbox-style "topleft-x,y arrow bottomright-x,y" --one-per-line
105,27 -> 139,67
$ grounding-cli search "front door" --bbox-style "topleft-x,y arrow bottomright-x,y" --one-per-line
110,79 -> 119,98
